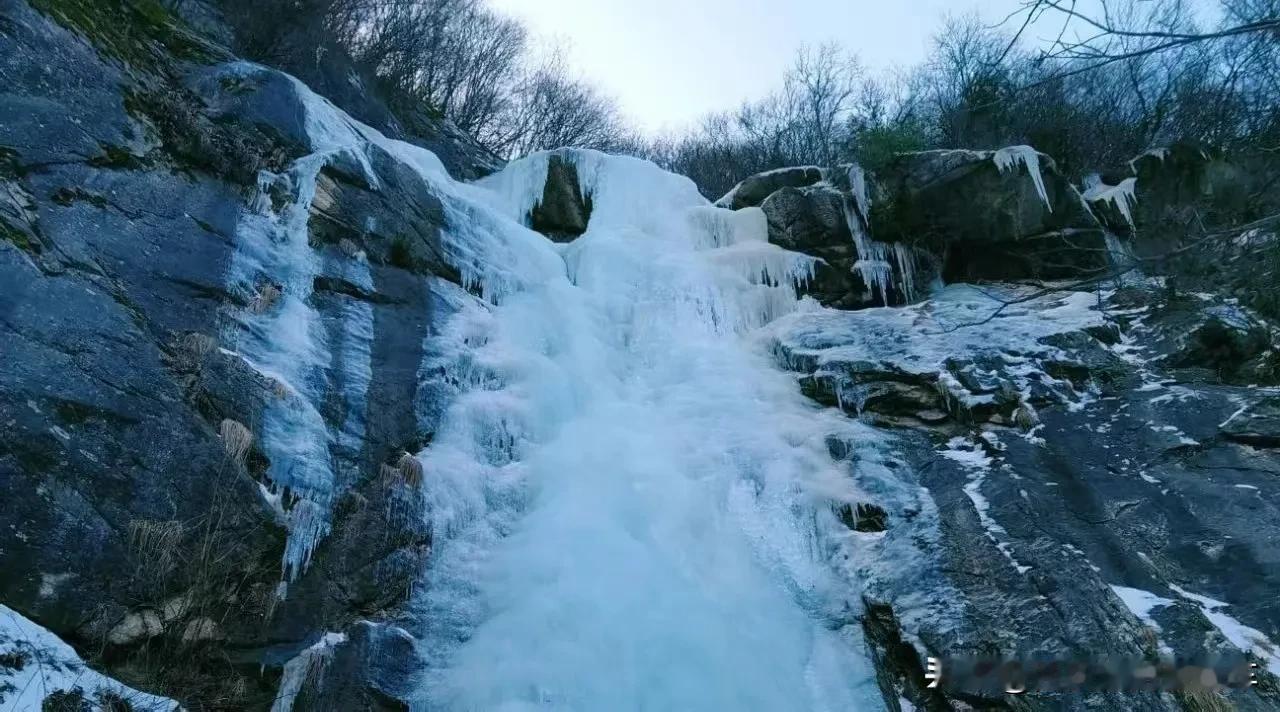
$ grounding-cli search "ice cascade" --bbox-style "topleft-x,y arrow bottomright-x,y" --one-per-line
224,62 -> 887,711
409,149 -> 885,710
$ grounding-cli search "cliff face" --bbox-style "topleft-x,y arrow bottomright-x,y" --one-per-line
2,2 -> 1279,711
0,0 -> 461,706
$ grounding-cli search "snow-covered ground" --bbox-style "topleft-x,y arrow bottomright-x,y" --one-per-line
0,605 -> 177,711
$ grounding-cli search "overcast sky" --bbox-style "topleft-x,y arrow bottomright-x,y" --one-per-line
488,0 -> 1039,133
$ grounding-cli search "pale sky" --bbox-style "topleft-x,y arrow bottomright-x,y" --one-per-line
488,0 -> 1039,133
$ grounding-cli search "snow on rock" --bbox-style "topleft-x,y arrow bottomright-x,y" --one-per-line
714,165 -> 823,210
1170,585 -> 1280,676
943,436 -> 1032,574
1109,585 -> 1175,632
993,145 -> 1052,211
0,605 -> 178,711
271,632 -> 348,712
766,283 -> 1104,416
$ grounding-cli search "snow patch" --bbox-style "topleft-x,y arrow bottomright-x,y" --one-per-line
1110,585 -> 1175,632
1170,585 -> 1280,675
0,605 -> 177,711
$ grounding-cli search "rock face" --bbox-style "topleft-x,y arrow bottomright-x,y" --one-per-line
1221,396 -> 1280,446
715,165 -> 823,210
0,0 -> 465,706
769,283 -> 1280,711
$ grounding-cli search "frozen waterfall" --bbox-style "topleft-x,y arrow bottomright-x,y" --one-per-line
409,151 -> 884,711
264,75 -> 887,711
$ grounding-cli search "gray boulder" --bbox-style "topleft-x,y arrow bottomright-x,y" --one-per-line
873,147 -> 1109,282
715,165 -> 823,210
529,152 -> 593,241
761,185 -> 867,308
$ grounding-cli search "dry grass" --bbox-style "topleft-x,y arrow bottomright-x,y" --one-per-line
249,283 -> 281,314
127,519 -> 185,582
1178,687 -> 1237,712
219,418 -> 253,465
381,452 -> 424,490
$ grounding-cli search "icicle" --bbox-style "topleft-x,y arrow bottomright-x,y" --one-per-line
1083,177 -> 1138,228
993,145 -> 1052,212
229,155 -> 341,586
842,196 -> 919,305
847,164 -> 870,224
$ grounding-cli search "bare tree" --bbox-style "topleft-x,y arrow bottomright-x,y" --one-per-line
781,43 -> 861,164
646,44 -> 862,197
1014,0 -> 1279,82
490,51 -> 636,158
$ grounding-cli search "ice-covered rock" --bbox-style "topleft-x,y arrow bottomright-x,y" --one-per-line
771,282 -> 1280,710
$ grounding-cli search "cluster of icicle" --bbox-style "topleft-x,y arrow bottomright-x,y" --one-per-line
836,164 -> 922,305
1083,174 -> 1139,228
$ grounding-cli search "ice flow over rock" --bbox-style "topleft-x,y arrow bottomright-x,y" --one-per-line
253,77 -> 887,709
409,150 -> 886,710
